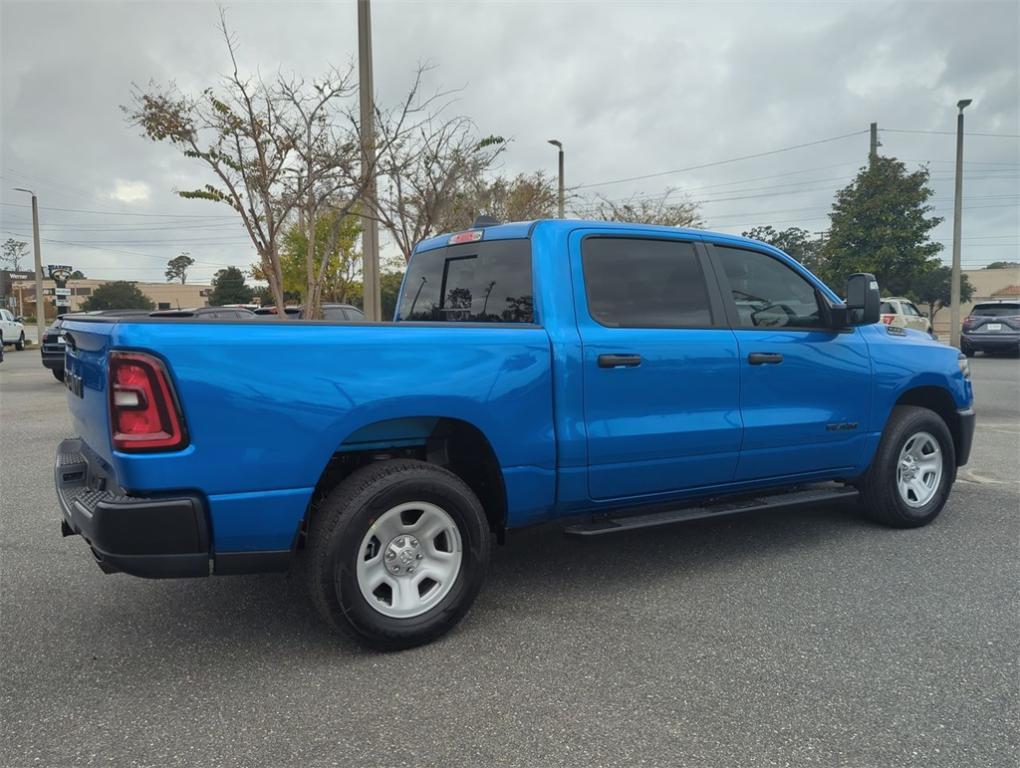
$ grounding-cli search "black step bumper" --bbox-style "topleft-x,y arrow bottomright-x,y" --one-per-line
956,407 -> 975,467
55,438 -> 210,578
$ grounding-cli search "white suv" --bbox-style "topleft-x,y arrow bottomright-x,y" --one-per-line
880,297 -> 934,336
0,309 -> 26,350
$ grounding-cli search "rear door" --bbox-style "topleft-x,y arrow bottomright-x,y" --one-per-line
572,232 -> 742,501
709,243 -> 872,481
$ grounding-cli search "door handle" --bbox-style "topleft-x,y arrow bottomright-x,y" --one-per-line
748,352 -> 783,365
598,353 -> 642,368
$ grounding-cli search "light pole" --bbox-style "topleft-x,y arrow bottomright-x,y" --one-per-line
357,0 -> 381,321
548,139 -> 564,218
13,187 -> 45,345
949,98 -> 972,349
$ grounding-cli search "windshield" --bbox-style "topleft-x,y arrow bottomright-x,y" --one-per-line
398,239 -> 534,323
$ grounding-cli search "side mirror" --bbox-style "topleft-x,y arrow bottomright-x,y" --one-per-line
845,273 -> 880,325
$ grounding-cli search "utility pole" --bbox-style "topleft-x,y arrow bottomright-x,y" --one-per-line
358,0 -> 381,321
548,139 -> 564,218
950,99 -> 973,349
869,122 -> 878,163
14,187 -> 45,345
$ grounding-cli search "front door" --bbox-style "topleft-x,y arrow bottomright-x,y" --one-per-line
572,233 -> 742,501
710,244 -> 872,481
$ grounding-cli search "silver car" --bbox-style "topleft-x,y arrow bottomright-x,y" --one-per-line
880,297 -> 933,336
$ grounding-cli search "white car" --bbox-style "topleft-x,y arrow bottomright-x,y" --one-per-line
0,308 -> 26,350
880,297 -> 934,336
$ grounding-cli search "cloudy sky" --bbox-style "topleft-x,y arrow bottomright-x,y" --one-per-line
1,0 -> 1017,285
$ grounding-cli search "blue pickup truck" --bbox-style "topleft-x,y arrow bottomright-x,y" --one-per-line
55,219 -> 975,649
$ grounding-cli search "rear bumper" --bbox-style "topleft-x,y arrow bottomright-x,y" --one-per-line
41,352 -> 64,370
55,438 -> 210,578
962,332 -> 1020,351
956,407 -> 975,467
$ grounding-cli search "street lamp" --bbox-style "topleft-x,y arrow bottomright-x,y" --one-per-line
13,187 -> 45,347
548,139 -> 564,218
949,98 -> 973,349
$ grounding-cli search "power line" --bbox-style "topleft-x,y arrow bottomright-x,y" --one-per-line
0,201 -> 237,219
883,128 -> 1020,138
573,130 -> 869,190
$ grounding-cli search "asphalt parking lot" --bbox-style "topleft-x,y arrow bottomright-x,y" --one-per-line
1,347 -> 1017,768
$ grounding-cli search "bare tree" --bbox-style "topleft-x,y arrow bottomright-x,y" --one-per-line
1,239 -> 29,272
580,188 -> 703,228
374,102 -> 506,261
436,171 -> 557,233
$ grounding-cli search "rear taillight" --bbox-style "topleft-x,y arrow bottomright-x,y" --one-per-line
962,317 -> 973,329
880,314 -> 894,325
109,351 -> 187,452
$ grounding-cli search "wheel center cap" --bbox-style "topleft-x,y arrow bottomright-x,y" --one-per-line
384,535 -> 422,576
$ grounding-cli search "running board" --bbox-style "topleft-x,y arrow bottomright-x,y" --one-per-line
563,484 -> 860,536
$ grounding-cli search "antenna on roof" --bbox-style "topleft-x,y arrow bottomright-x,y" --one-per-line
472,215 -> 499,229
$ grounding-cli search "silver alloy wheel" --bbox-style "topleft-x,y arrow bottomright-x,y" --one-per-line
896,431 -> 943,508
355,501 -> 463,619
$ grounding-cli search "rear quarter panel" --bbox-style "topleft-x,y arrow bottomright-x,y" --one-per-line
61,319 -> 555,549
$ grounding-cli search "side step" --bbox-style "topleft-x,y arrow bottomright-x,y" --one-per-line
563,484 -> 860,536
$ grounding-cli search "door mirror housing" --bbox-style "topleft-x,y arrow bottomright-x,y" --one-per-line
845,273 -> 880,325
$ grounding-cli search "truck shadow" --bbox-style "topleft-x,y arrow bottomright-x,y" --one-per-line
84,499 -> 873,658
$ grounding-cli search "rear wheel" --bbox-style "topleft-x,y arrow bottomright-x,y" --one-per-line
304,459 -> 490,650
15,332 -> 25,351
860,405 -> 955,528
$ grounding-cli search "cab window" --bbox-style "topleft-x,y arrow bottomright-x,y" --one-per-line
715,246 -> 823,329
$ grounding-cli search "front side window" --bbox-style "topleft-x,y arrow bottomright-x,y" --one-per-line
398,239 -> 533,323
715,246 -> 823,329
581,238 -> 713,328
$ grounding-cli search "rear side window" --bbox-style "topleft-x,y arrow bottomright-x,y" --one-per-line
880,302 -> 896,314
581,238 -> 713,327
715,246 -> 823,329
972,303 -> 1020,317
398,239 -> 533,323
323,306 -> 347,321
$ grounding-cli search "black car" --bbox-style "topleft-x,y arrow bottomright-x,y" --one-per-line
40,316 -> 67,381
961,301 -> 1020,357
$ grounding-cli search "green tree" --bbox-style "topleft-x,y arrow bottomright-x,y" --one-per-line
380,271 -> 405,319
70,270 -> 86,279
985,261 -> 1020,270
278,212 -> 361,306
821,157 -> 942,295
742,226 -> 825,274
165,252 -> 195,284
911,265 -> 975,323
81,282 -> 155,311
208,267 -> 253,306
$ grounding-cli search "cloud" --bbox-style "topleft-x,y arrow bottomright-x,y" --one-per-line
108,180 -> 151,204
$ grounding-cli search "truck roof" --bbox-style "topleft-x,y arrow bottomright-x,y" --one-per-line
414,218 -> 769,254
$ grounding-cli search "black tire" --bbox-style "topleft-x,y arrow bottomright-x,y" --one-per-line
304,459 -> 490,650
52,368 -> 65,382
859,405 -> 956,528
15,332 -> 25,351
961,340 -> 974,358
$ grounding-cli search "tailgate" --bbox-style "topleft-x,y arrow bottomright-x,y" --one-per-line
61,319 -> 116,467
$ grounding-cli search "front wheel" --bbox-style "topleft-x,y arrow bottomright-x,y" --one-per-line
15,332 -> 25,351
304,459 -> 491,650
859,405 -> 956,528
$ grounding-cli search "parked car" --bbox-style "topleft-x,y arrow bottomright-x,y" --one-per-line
149,307 -> 256,320
253,304 -> 365,320
0,308 -> 26,350
41,316 -> 68,381
961,301 -> 1020,357
55,219 -> 974,650
880,297 -> 934,336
